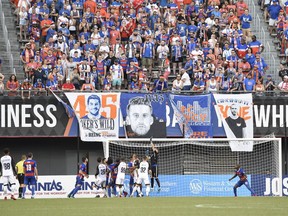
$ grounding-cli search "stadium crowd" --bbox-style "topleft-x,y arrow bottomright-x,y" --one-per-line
1,0 -> 287,96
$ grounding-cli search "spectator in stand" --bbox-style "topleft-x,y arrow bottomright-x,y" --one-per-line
248,35 -> 264,55
62,78 -> 75,91
267,0 -> 282,34
192,75 -> 205,92
152,75 -> 168,92
21,78 -> 32,99
81,77 -> 95,91
0,73 -> 5,95
230,77 -> 244,92
19,6 -> 28,41
6,74 -> 20,96
243,73 -> 256,92
206,75 -> 219,93
265,74 -> 277,93
279,63 -> 288,80
278,75 -> 288,92
172,74 -> 183,92
255,79 -> 265,95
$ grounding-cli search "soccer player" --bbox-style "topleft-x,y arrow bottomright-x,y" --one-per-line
94,157 -> 107,198
149,137 -> 161,191
67,157 -> 89,198
135,156 -> 151,197
229,164 -> 256,197
0,148 -> 17,200
115,157 -> 127,197
128,154 -> 137,195
15,154 -> 27,198
130,157 -> 140,197
23,152 -> 39,199
106,157 -> 118,197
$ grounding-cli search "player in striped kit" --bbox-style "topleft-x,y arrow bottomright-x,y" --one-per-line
115,157 -> 127,197
22,152 -> 39,199
94,157 -> 107,198
0,148 -> 17,200
67,157 -> 89,198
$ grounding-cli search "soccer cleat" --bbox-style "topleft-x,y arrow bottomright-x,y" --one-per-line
95,195 -> 100,198
123,191 -> 128,197
67,194 -> 71,198
31,196 -> 35,199
4,197 -> 7,200
11,195 -> 17,200
22,197 -> 25,199
150,187 -> 154,192
158,187 -> 161,192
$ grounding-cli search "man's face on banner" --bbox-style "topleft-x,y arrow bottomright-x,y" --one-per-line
88,98 -> 101,116
230,104 -> 238,116
127,104 -> 154,136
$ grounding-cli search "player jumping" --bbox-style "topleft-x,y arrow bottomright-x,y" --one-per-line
229,164 -> 256,197
67,157 -> 89,198
149,137 -> 161,192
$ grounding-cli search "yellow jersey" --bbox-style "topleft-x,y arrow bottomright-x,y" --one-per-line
15,160 -> 25,174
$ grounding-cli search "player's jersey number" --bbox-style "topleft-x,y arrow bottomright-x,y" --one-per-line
3,163 -> 11,170
140,167 -> 146,173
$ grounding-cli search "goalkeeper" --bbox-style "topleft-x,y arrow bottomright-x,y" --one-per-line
148,137 -> 161,192
229,164 -> 256,197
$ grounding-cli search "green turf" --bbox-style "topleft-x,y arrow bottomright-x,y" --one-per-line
0,197 -> 287,216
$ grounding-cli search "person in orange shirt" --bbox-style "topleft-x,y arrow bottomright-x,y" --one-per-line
238,57 -> 251,75
235,0 -> 248,17
96,4 -> 107,18
83,0 -> 96,14
109,25 -> 121,45
40,14 -> 53,44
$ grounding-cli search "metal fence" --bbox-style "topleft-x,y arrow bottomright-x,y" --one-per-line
0,1 -> 14,74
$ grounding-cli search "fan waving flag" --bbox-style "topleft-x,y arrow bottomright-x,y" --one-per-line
51,90 -> 75,118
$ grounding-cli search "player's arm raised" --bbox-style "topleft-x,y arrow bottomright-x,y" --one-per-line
229,174 -> 237,181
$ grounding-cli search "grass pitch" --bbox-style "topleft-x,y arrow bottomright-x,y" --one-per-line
0,197 -> 287,216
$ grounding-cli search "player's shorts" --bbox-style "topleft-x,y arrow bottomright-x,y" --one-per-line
95,177 -> 106,188
236,179 -> 249,188
115,177 -> 125,185
112,78 -> 122,86
107,178 -> 116,187
1,175 -> 17,185
137,176 -> 150,185
17,174 -> 25,185
24,176 -> 36,185
151,165 -> 159,178
75,176 -> 84,186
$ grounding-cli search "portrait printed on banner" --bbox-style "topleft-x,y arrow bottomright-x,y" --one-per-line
124,96 -> 166,138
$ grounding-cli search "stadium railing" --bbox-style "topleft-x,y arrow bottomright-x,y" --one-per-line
0,1 -> 14,74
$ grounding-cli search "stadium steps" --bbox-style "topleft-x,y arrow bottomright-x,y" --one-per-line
1,1 -> 24,80
249,0 -> 281,82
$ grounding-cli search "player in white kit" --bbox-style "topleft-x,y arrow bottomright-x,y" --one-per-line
0,148 -> 17,200
115,157 -> 127,197
135,156 -> 151,197
94,157 -> 107,198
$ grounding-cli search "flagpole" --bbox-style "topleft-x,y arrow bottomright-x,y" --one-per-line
77,121 -> 80,171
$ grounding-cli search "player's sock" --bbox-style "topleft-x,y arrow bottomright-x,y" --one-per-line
146,185 -> 150,197
10,183 -> 16,196
233,187 -> 237,197
131,186 -> 137,197
71,186 -> 81,197
3,184 -> 8,197
107,188 -> 111,197
155,178 -> 160,188
31,185 -> 36,197
22,187 -> 26,198
245,185 -> 256,195
129,186 -> 133,195
116,186 -> 120,196
151,178 -> 154,189
19,187 -> 23,198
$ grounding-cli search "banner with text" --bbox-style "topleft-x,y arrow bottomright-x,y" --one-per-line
65,93 -> 120,141
170,94 -> 212,138
213,94 -> 254,151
